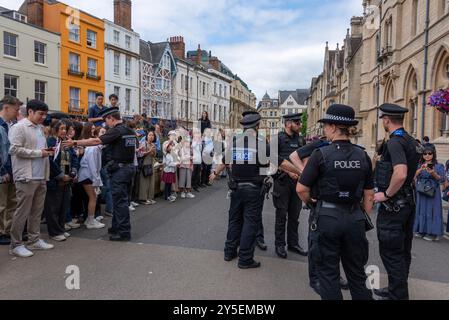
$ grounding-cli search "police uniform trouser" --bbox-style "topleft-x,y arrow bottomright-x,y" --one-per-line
377,203 -> 414,300
309,205 -> 372,300
273,177 -> 301,247
225,185 -> 264,265
110,165 -> 135,238
308,207 -> 319,286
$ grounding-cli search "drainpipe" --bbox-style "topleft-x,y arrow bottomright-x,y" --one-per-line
375,3 -> 383,142
186,65 -> 190,128
421,0 -> 431,139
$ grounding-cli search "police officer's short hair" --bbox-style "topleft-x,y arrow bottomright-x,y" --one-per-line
95,92 -> 104,98
382,114 -> 404,124
109,94 -> 118,101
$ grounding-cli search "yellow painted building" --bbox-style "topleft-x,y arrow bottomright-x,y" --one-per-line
20,0 -> 104,114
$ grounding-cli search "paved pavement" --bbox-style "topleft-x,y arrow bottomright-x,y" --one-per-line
0,180 -> 448,300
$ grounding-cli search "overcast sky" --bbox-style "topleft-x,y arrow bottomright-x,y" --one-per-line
1,0 -> 363,100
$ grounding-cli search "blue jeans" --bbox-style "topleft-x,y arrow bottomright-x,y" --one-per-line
101,168 -> 113,213
110,166 -> 135,238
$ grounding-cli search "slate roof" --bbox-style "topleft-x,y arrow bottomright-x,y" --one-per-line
279,89 -> 309,105
140,40 -> 169,64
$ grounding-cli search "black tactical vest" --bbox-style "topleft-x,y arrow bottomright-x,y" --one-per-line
110,124 -> 137,163
317,143 -> 369,204
375,129 -> 420,192
230,133 -> 268,184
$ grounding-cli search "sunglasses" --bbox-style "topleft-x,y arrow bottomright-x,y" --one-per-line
423,152 -> 433,156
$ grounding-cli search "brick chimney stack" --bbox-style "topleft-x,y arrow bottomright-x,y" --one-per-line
209,52 -> 221,71
196,44 -> 202,66
114,0 -> 132,30
26,0 -> 44,27
169,36 -> 185,60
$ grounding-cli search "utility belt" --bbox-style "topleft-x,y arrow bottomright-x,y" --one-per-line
310,200 -> 374,232
105,160 -> 134,174
320,201 -> 360,212
272,170 -> 287,181
381,186 -> 415,213
228,177 -> 272,199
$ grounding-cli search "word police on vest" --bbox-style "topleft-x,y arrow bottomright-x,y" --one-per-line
334,160 -> 362,169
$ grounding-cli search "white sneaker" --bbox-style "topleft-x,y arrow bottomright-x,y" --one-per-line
168,196 -> 176,203
64,224 -> 72,231
181,192 -> 186,199
131,202 -> 139,207
9,245 -> 34,258
129,205 -> 136,212
149,200 -> 157,205
26,239 -> 54,251
96,216 -> 104,221
51,235 -> 67,242
64,232 -> 71,238
171,193 -> 178,199
86,219 -> 105,229
444,234 -> 449,241
186,193 -> 195,199
423,235 -> 435,241
68,220 -> 81,229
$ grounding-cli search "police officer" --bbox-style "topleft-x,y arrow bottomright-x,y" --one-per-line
63,107 -> 136,242
297,104 -> 374,300
291,138 -> 351,295
373,104 -> 420,300
242,110 -> 267,251
210,111 -> 270,269
273,113 -> 307,259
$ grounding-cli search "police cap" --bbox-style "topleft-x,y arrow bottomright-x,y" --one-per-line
240,112 -> 261,129
98,107 -> 120,119
318,104 -> 359,126
379,103 -> 408,118
283,113 -> 302,121
242,110 -> 259,117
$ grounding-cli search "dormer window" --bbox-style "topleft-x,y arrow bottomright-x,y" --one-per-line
12,12 -> 27,23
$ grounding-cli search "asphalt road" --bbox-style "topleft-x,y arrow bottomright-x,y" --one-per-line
0,179 -> 448,300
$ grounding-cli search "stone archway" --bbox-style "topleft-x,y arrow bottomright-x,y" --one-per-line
404,66 -> 419,136
431,46 -> 449,138
384,77 -> 395,103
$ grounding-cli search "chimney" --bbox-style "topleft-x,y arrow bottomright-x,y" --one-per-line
114,0 -> 132,30
25,0 -> 44,28
196,44 -> 202,66
350,16 -> 363,37
169,36 -> 185,60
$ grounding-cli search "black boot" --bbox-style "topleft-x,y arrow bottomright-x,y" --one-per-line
275,246 -> 287,259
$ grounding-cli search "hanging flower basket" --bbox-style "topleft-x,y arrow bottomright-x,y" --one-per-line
428,87 -> 449,114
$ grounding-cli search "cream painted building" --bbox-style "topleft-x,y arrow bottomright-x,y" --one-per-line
278,89 -> 309,125
307,0 -> 449,158
230,77 -> 256,129
104,19 -> 140,116
209,68 -> 232,129
0,6 -> 60,110
258,92 -> 280,137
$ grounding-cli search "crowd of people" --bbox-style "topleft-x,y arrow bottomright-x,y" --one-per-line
0,92 -> 228,257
